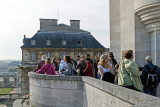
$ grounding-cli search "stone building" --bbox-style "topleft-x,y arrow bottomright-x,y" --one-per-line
21,19 -> 107,63
110,0 -> 160,66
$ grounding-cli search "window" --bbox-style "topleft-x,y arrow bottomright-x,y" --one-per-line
30,52 -> 36,62
46,40 -> 51,45
31,40 -> 36,45
46,52 -> 52,58
62,40 -> 67,45
77,40 -> 82,45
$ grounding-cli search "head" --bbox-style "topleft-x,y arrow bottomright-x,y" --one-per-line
124,50 -> 134,60
81,55 -> 85,60
86,54 -> 90,58
64,55 -> 72,64
98,54 -> 109,67
108,52 -> 114,58
76,55 -> 81,61
145,56 -> 152,63
41,55 -> 47,61
95,56 -> 99,61
46,57 -> 51,64
85,58 -> 90,64
53,58 -> 57,62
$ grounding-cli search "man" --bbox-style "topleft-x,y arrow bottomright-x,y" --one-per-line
33,55 -> 47,72
59,56 -> 66,73
141,56 -> 160,96
83,58 -> 93,77
93,56 -> 99,78
108,52 -> 117,66
86,54 -> 93,65
76,55 -> 86,76
76,55 -> 81,65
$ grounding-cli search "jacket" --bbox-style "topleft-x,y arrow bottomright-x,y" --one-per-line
83,63 -> 93,77
141,62 -> 160,85
36,64 -> 56,75
62,63 -> 74,76
33,60 -> 45,72
118,59 -> 142,91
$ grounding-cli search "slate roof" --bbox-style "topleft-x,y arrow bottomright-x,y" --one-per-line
21,24 -> 105,49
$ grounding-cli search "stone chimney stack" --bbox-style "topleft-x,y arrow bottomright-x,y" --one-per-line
40,19 -> 58,30
70,20 -> 80,29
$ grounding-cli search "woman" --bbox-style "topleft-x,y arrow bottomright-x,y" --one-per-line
52,58 -> 59,71
36,57 -> 56,75
118,50 -> 142,91
61,56 -> 74,76
98,54 -> 115,83
83,58 -> 93,77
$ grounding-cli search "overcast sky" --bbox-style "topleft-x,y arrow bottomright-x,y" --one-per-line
0,0 -> 109,60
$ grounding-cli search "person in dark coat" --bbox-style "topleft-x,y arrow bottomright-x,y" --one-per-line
83,58 -> 93,77
76,55 -> 86,76
86,54 -> 93,65
94,56 -> 99,78
108,52 -> 118,66
52,58 -> 59,71
33,55 -> 47,72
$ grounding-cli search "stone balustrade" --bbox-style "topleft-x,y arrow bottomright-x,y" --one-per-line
28,72 -> 160,107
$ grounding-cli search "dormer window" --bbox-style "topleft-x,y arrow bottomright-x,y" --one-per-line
77,40 -> 82,45
62,40 -> 66,45
31,40 -> 36,45
46,40 -> 51,45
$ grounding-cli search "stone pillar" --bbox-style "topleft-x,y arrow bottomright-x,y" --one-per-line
14,77 -> 17,86
151,31 -> 160,66
3,77 -> 9,87
18,64 -> 36,96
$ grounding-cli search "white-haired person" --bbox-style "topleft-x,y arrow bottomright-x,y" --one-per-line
141,56 -> 160,96
33,55 -> 47,72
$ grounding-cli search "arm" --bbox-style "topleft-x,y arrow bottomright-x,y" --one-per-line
98,68 -> 104,77
127,61 -> 142,76
108,61 -> 114,75
36,65 -> 45,74
63,64 -> 72,75
83,64 -> 90,74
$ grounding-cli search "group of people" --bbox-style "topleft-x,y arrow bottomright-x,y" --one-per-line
33,50 -> 160,97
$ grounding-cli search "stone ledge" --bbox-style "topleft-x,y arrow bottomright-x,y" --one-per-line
28,72 -> 82,81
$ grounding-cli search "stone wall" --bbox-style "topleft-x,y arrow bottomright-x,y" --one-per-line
29,72 -> 160,107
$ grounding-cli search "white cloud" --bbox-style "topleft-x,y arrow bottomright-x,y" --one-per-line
0,0 -> 109,60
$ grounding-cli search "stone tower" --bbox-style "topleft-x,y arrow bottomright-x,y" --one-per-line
110,0 -> 160,66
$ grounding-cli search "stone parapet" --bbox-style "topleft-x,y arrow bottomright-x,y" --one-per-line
28,72 -> 160,107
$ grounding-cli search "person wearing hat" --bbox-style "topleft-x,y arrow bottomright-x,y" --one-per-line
108,52 -> 118,66
141,56 -> 160,96
83,58 -> 93,77
86,54 -> 93,65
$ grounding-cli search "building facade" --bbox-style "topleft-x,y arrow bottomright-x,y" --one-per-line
110,0 -> 160,66
21,19 -> 107,63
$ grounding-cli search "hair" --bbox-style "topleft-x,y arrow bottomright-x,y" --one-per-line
86,54 -> 90,57
124,50 -> 133,59
58,58 -> 61,61
41,55 -> 47,61
85,58 -> 90,61
98,54 -> 108,67
77,55 -> 80,58
46,57 -> 51,64
65,56 -> 72,64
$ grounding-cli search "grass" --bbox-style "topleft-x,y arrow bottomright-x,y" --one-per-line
0,88 -> 12,94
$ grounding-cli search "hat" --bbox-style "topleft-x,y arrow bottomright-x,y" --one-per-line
145,56 -> 152,62
86,54 -> 90,57
85,58 -> 90,61
109,52 -> 114,57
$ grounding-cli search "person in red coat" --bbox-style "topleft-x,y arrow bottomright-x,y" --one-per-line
83,58 -> 93,77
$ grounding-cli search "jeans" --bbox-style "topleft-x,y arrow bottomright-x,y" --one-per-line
143,86 -> 157,96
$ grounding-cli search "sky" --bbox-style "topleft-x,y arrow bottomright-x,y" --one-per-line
0,0 -> 109,60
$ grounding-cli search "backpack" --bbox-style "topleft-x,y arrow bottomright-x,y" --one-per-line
144,65 -> 158,88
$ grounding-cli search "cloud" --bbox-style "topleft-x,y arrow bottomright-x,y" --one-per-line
0,0 -> 109,60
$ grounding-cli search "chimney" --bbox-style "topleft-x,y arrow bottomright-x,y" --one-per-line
70,20 -> 80,29
40,19 -> 58,30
